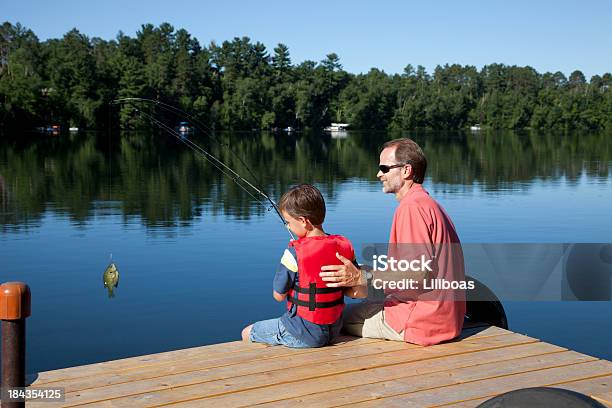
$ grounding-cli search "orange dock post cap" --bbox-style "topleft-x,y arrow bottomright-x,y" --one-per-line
0,282 -> 31,320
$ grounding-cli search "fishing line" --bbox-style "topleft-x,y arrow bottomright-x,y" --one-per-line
113,99 -> 269,205
107,103 -> 111,202
111,100 -> 295,239
133,108 -> 268,207
112,98 -> 262,187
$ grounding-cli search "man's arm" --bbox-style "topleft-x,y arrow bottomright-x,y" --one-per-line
345,260 -> 369,298
344,284 -> 367,298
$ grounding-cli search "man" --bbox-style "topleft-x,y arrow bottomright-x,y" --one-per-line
320,138 -> 465,346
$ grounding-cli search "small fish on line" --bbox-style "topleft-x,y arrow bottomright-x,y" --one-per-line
103,262 -> 120,298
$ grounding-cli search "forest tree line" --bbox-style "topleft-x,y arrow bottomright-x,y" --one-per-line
1,22 -> 611,131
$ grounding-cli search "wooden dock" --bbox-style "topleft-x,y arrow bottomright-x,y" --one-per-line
27,325 -> 612,407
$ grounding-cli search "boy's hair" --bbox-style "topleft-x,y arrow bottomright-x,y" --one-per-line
279,184 -> 326,226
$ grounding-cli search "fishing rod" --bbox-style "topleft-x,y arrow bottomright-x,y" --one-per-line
110,99 -> 295,240
111,98 -> 262,186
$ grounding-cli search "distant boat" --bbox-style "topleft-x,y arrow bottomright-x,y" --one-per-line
283,126 -> 294,133
176,121 -> 192,136
324,123 -> 350,132
470,124 -> 482,131
34,124 -> 60,134
40,124 -> 61,135
69,127 -> 79,132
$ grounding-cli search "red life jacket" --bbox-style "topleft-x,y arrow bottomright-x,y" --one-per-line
287,234 -> 355,324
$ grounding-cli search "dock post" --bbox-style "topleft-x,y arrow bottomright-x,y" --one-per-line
0,282 -> 31,408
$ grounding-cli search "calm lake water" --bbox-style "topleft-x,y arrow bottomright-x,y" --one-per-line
1,129 -> 611,374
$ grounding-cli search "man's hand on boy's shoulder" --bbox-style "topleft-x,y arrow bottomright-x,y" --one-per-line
320,252 -> 365,287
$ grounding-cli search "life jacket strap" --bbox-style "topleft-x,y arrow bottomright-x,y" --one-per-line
287,294 -> 344,311
291,285 -> 343,294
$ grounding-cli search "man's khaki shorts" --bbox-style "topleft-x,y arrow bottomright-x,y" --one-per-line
343,301 -> 404,341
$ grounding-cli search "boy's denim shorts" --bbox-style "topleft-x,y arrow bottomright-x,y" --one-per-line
249,318 -> 313,348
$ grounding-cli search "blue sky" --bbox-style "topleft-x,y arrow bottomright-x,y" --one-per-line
5,0 -> 611,79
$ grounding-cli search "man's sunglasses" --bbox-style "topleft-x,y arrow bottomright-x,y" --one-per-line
379,163 -> 408,174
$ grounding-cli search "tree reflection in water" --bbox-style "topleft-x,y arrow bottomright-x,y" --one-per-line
0,129 -> 610,230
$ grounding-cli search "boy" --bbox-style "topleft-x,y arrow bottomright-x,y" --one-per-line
241,184 -> 360,348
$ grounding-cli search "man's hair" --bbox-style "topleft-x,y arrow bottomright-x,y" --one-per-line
381,138 -> 427,184
279,184 -> 326,225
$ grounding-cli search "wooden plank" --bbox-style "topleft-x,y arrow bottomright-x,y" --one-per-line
56,336 -> 386,391
27,338 -> 414,407
174,342 -> 566,408
48,333 -> 535,407
457,326 -> 509,339
343,360 -> 612,408
551,375 -> 612,407
32,340 -> 266,384
434,398 -> 488,407
52,338 -> 412,393
63,328 -> 509,391
438,376 -> 612,407
32,326 -> 507,394
596,391 -> 612,403
32,326 -> 506,387
594,393 -> 612,407
249,350 -> 601,408
33,336 -> 382,386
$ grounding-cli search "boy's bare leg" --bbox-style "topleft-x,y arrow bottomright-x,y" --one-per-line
241,324 -> 253,341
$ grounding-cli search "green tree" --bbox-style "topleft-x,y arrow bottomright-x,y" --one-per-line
117,56 -> 147,128
44,29 -> 101,127
0,22 -> 44,125
272,43 -> 291,80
